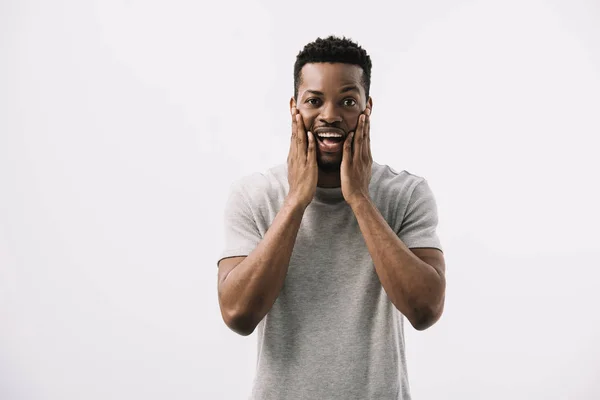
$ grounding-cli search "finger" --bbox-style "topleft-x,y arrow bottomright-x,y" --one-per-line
295,113 -> 307,157
364,113 -> 372,162
306,131 -> 316,164
364,107 -> 372,148
354,114 -> 366,163
343,131 -> 354,166
289,109 -> 298,159
365,111 -> 370,140
291,106 -> 297,136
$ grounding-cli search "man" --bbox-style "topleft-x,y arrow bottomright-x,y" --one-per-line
216,36 -> 446,400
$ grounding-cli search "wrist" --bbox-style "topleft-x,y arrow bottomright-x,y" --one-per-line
284,194 -> 310,213
346,192 -> 372,210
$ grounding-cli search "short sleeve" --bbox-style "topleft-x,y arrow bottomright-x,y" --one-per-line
217,180 -> 262,266
397,179 -> 443,252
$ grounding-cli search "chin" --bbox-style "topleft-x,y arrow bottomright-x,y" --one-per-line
317,157 -> 342,172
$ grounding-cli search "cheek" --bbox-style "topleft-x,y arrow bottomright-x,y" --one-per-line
344,111 -> 362,130
299,110 -> 317,129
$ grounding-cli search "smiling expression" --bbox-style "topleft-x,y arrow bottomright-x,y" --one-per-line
291,62 -> 373,172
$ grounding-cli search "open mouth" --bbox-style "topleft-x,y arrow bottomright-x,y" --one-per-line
315,130 -> 345,153
316,132 -> 344,145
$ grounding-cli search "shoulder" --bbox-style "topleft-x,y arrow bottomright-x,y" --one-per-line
228,163 -> 288,207
370,161 -> 429,202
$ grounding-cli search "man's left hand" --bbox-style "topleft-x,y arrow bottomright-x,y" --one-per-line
341,108 -> 372,206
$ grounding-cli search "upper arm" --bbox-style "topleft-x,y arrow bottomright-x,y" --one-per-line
397,179 -> 443,251
217,256 -> 246,288
217,179 -> 261,270
410,248 -> 445,277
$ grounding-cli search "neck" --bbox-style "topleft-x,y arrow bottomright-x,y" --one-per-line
317,169 -> 341,188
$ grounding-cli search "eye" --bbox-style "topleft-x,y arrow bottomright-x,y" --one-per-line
343,98 -> 357,107
306,98 -> 321,106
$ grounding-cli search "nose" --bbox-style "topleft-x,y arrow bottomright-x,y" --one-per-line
318,103 -> 342,124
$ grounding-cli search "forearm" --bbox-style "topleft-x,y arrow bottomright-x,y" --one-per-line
220,196 -> 306,332
349,196 -> 445,328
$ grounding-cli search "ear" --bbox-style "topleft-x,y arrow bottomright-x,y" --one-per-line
289,97 -> 297,115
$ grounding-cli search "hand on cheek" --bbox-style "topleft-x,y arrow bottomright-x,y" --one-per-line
286,107 -> 318,209
341,108 -> 372,206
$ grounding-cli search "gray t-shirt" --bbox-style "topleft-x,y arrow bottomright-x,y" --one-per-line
218,161 -> 442,400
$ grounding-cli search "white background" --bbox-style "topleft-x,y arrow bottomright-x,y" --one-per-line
1,0 -> 599,399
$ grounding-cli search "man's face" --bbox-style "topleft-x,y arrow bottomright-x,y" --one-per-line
292,62 -> 372,172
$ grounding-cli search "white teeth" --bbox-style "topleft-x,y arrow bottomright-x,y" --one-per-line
317,132 -> 343,138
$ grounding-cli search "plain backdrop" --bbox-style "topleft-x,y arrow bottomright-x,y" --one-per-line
1,0 -> 599,399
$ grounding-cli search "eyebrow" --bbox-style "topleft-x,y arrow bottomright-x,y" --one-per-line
303,85 -> 361,97
340,85 -> 361,94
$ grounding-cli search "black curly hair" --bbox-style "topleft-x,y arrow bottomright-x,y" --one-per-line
293,35 -> 372,101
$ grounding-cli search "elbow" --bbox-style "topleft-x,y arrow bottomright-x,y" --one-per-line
228,315 -> 258,337
410,312 -> 438,331
409,275 -> 446,331
220,305 -> 259,336
408,300 -> 445,331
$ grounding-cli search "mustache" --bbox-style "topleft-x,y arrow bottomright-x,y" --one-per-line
311,126 -> 347,136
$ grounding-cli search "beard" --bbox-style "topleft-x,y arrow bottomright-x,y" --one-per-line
316,151 -> 343,172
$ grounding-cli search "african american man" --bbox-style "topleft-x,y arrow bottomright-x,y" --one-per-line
216,35 -> 446,400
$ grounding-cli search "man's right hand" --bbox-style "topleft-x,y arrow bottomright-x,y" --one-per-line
286,107 -> 318,209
